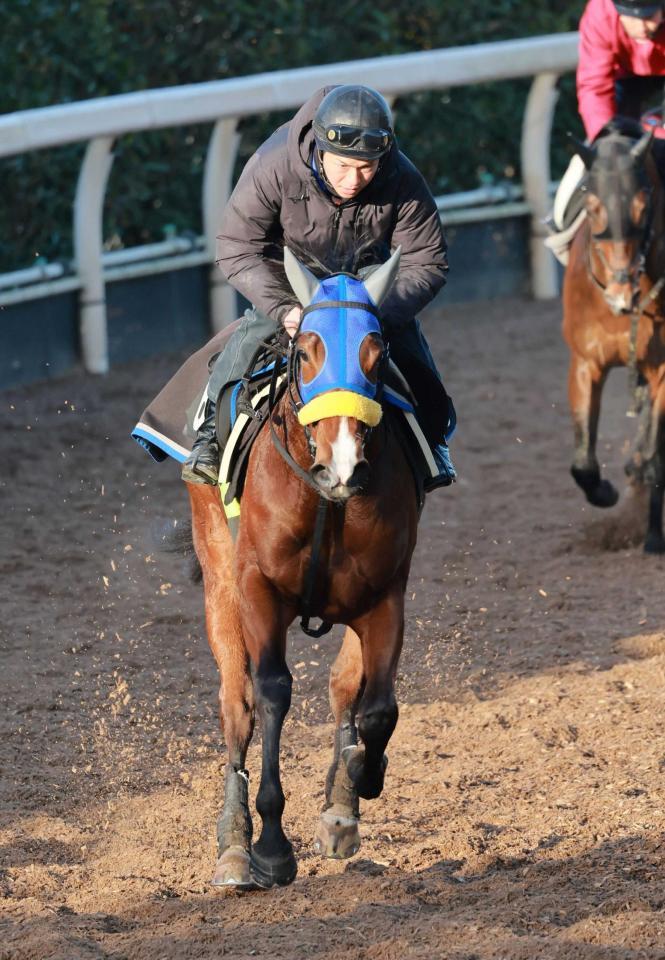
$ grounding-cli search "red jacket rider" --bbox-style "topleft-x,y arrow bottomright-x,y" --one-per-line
578,0 -> 665,140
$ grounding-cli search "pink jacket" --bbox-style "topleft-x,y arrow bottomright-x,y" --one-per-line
577,0 -> 665,140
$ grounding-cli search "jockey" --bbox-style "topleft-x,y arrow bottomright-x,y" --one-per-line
578,0 -> 665,142
546,0 -> 665,263
181,84 -> 455,491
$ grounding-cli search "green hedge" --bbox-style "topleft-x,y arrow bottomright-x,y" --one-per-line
0,1 -> 583,271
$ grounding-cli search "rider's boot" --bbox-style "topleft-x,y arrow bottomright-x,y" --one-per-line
181,401 -> 219,485
424,441 -> 456,493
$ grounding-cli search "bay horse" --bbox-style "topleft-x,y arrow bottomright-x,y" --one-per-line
187,246 -> 420,888
563,117 -> 665,553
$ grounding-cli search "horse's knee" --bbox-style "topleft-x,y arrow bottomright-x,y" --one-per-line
254,670 -> 292,721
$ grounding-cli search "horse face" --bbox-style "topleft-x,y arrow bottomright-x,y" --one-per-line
584,132 -> 654,315
300,331 -> 385,501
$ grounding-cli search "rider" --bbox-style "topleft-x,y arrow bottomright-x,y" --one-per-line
578,0 -> 665,142
181,84 -> 455,491
546,0 -> 665,260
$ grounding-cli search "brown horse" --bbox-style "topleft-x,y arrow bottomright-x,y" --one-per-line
563,117 -> 665,553
187,247 -> 421,888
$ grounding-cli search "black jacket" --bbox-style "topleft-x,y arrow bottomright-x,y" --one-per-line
216,87 -> 448,331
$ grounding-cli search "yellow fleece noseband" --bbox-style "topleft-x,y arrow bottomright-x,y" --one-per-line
297,390 -> 383,427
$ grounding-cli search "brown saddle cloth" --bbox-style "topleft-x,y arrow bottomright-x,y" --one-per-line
132,321 -> 241,462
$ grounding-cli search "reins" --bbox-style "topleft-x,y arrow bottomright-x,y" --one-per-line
626,274 -> 665,416
266,345 -> 334,639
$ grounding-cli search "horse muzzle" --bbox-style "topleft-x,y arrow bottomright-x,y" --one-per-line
311,459 -> 370,501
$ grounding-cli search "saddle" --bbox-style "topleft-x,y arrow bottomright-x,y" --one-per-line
214,339 -> 442,538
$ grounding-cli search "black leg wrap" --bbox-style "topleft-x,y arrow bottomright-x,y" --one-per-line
324,721 -> 359,819
570,465 -> 618,508
217,764 -> 252,854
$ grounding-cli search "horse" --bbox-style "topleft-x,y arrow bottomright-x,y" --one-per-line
562,117 -> 665,553
187,246 -> 421,888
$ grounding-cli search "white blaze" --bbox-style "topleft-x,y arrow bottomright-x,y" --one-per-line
329,417 -> 359,486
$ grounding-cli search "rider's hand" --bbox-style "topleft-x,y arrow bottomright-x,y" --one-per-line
282,306 -> 301,338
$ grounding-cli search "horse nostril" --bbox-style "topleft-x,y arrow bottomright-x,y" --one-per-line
311,463 -> 332,487
349,460 -> 370,490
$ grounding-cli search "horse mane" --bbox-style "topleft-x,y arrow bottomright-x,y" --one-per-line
277,236 -> 390,279
593,115 -> 645,144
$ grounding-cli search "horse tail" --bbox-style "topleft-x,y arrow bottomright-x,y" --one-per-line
152,517 -> 201,583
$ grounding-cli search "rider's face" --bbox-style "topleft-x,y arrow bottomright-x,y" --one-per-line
619,9 -> 664,41
321,153 -> 379,200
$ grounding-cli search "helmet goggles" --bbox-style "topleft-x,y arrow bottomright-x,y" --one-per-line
322,124 -> 391,156
613,1 -> 663,16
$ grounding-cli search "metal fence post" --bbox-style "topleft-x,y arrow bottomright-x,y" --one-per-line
74,136 -> 115,373
203,118 -> 241,333
521,72 -> 560,299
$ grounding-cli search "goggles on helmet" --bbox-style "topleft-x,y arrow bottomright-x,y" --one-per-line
322,124 -> 391,155
613,1 -> 663,16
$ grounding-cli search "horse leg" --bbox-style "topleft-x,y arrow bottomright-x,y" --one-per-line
238,568 -> 297,888
314,626 -> 363,860
343,586 -> 404,802
638,380 -> 665,553
188,486 -> 255,887
568,355 -> 618,507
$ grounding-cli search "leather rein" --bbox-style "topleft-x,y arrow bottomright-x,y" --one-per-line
263,301 -> 385,639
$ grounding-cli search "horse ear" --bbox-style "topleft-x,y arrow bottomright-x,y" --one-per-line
631,129 -> 654,160
363,246 -> 401,308
567,132 -> 596,169
284,246 -> 320,306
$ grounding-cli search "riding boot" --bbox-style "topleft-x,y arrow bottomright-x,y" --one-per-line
424,442 -> 457,493
181,401 -> 219,485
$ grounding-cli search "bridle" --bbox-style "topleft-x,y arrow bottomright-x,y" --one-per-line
580,129 -> 665,412
583,177 -> 655,310
264,296 -> 387,638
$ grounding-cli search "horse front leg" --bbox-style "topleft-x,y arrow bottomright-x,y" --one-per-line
639,378 -> 665,553
568,354 -> 618,507
188,485 -> 255,887
344,586 -> 404,802
314,626 -> 363,860
238,566 -> 297,888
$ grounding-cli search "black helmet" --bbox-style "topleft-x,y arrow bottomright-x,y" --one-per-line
312,85 -> 393,160
612,0 -> 662,16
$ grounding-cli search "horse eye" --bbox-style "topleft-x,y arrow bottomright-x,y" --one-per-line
298,348 -> 309,361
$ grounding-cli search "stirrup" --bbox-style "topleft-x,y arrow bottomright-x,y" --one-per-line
181,436 -> 219,485
424,443 -> 456,493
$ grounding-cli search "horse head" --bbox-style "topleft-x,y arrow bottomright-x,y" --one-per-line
283,245 -> 400,501
575,119 -> 657,315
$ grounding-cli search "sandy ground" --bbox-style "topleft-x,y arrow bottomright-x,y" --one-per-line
3,294 -> 665,960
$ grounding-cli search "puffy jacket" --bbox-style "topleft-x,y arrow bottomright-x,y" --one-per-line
578,0 -> 665,140
216,87 -> 448,331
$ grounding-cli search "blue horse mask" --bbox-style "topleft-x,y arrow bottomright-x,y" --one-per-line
298,274 -> 382,405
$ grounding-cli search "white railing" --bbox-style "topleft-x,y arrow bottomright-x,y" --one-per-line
0,33 -> 579,373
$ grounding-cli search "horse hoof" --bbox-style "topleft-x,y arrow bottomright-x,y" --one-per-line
644,533 -> 665,554
211,846 -> 252,887
587,480 -> 619,509
249,846 -> 297,888
343,746 -> 388,800
571,467 -> 618,508
313,810 -> 361,859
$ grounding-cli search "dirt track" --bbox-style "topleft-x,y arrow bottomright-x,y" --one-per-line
3,294 -> 665,959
